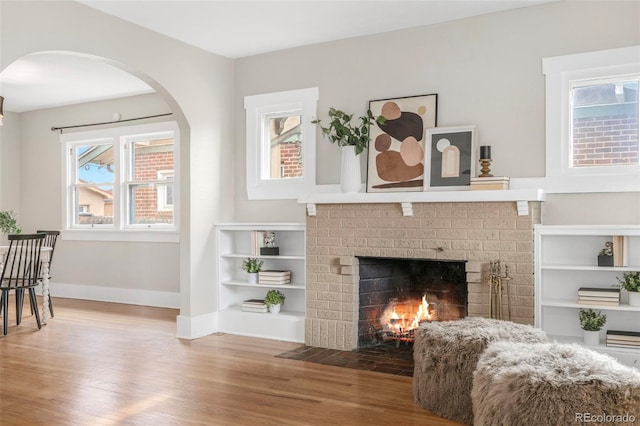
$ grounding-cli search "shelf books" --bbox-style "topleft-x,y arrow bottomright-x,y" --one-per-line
577,287 -> 620,306
242,299 -> 268,313
612,235 -> 628,267
606,330 -> 640,349
259,270 -> 291,284
470,176 -> 510,191
251,231 -> 267,256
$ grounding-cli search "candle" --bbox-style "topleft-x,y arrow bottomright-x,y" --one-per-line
480,145 -> 491,160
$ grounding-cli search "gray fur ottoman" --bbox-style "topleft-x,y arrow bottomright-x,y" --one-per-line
413,317 -> 548,425
472,341 -> 640,426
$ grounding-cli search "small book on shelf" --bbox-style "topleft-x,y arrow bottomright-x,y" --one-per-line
577,287 -> 620,298
470,176 -> 510,191
579,296 -> 620,302
242,298 -> 268,313
578,299 -> 620,306
606,330 -> 640,340
612,235 -> 627,267
259,270 -> 291,277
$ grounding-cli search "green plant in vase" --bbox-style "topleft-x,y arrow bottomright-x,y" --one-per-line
241,258 -> 263,273
311,107 -> 386,155
615,271 -> 640,306
579,308 -> 607,331
264,289 -> 286,314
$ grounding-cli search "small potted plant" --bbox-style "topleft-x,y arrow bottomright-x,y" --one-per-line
615,271 -> 640,306
579,308 -> 607,346
241,258 -> 263,284
264,289 -> 286,314
312,107 -> 385,193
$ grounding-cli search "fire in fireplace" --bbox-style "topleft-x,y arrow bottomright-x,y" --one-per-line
358,257 -> 467,347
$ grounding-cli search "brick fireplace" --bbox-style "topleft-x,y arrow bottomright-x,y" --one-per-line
305,200 -> 541,350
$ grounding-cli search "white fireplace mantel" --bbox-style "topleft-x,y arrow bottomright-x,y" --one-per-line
298,188 -> 545,217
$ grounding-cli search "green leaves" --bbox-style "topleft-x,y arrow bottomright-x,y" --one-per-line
312,107 -> 386,155
579,308 -> 607,331
616,271 -> 640,292
0,211 -> 21,235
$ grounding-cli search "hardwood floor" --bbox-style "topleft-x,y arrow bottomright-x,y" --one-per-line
0,298 -> 461,425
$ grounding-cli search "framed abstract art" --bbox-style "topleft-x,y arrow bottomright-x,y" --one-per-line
424,125 -> 477,190
366,94 -> 437,192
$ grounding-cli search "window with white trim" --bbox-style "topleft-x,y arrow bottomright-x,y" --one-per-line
244,87 -> 318,199
543,46 -> 640,193
62,121 -> 179,233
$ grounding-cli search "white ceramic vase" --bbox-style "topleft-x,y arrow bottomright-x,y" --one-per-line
269,303 -> 281,314
247,272 -> 258,284
628,291 -> 640,307
583,329 -> 600,346
340,145 -> 361,193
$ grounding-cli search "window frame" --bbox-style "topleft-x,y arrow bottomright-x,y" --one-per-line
543,46 -> 640,193
244,87 -> 318,200
61,121 -> 179,242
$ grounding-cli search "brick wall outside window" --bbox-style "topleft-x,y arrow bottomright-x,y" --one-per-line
134,151 -> 174,223
279,141 -> 302,178
573,113 -> 639,167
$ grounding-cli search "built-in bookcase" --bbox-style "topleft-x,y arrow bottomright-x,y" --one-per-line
215,223 -> 305,343
534,225 -> 640,367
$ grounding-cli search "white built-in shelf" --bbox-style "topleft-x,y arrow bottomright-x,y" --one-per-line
299,188 -> 545,217
549,335 -> 640,355
216,223 -> 306,343
221,280 -> 305,290
543,299 -> 640,312
535,225 -> 640,367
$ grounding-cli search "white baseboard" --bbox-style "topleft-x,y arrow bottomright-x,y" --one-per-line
43,282 -> 180,309
176,312 -> 218,340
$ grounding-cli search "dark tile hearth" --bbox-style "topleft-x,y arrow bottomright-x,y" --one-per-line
276,343 -> 414,376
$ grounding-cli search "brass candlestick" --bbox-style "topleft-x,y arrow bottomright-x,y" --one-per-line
479,159 -> 493,177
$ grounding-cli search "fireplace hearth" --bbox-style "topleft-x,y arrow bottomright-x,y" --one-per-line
358,257 -> 467,347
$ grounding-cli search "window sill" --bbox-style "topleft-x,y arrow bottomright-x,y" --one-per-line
62,229 -> 180,243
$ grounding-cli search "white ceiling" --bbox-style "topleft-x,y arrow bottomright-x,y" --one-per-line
0,0 -> 555,113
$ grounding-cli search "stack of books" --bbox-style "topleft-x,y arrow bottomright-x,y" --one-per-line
258,270 -> 291,285
577,287 -> 620,306
470,176 -> 510,190
606,330 -> 640,349
242,299 -> 268,313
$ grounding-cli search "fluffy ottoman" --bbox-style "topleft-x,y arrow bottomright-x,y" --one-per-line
472,341 -> 640,426
413,317 -> 548,425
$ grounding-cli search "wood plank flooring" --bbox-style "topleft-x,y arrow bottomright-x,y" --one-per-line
0,298 -> 462,425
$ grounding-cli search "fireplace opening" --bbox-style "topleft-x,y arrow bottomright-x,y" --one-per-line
358,257 -> 467,348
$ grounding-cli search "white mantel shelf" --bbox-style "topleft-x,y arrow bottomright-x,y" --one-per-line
299,188 -> 545,217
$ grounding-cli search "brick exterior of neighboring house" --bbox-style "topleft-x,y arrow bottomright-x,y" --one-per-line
279,141 -> 302,178
134,150 -> 174,224
573,113 -> 639,167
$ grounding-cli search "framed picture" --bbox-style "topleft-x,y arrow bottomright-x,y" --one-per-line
366,94 -> 437,192
424,125 -> 477,191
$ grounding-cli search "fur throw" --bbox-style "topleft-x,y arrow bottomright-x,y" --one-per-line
472,341 -> 640,426
413,317 -> 548,425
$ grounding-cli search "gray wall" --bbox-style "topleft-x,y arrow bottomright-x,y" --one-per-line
18,94 -> 180,295
1,1 -> 235,331
233,0 -> 640,225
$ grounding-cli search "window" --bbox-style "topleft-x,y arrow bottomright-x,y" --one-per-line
571,78 -> 638,168
62,121 -> 179,241
244,87 -> 318,199
543,46 -> 640,193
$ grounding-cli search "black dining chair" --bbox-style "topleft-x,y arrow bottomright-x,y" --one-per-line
36,230 -> 60,317
0,233 -> 46,335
